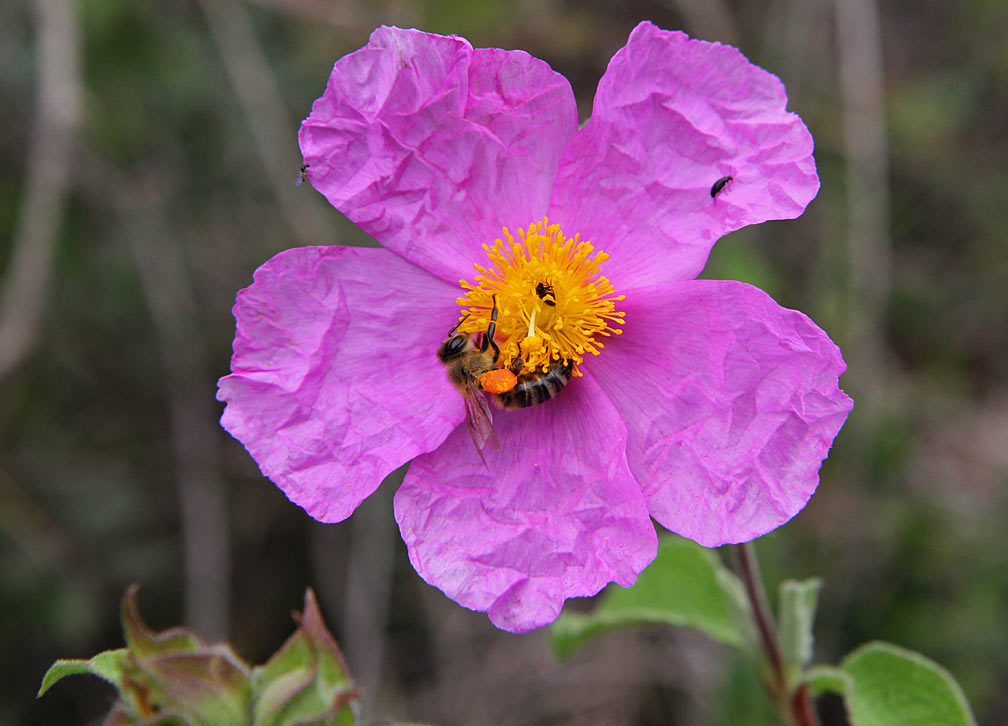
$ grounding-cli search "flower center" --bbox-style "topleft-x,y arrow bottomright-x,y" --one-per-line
455,218 -> 624,377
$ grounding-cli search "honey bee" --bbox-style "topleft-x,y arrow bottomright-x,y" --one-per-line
438,298 -> 508,461
438,296 -> 574,460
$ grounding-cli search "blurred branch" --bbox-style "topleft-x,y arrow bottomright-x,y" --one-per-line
835,0 -> 891,402
245,0 -> 356,26
339,470 -> 396,699
0,0 -> 81,379
196,0 -> 331,245
766,0 -> 832,99
665,0 -> 739,46
0,464 -> 76,570
71,142 -> 235,642
121,177 -> 232,642
309,469 -> 397,715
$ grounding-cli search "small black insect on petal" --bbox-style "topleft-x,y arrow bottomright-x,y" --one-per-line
296,164 -> 310,187
710,175 -> 733,198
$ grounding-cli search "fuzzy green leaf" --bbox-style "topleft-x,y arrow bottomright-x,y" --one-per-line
38,659 -> 93,697
777,578 -> 821,685
122,584 -> 202,657
715,566 -> 758,660
38,649 -> 131,697
803,665 -> 850,697
252,589 -> 357,726
136,646 -> 253,726
550,536 -> 741,658
711,656 -> 781,726
839,642 -> 977,726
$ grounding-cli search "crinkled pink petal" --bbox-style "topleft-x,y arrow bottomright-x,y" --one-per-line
217,245 -> 465,522
550,21 -> 819,289
394,373 -> 658,633
589,280 -> 852,546
299,26 -> 578,284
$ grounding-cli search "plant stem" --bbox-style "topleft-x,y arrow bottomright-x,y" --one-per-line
734,542 -> 819,726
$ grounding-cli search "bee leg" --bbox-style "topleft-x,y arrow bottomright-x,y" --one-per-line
479,295 -> 501,364
486,336 -> 501,364
509,338 -> 525,375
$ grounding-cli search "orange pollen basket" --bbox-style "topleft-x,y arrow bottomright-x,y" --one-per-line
479,368 -> 518,394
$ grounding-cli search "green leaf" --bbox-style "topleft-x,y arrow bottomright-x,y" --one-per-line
550,536 -> 742,658
121,584 -> 202,657
38,659 -> 93,697
839,642 -> 977,726
255,660 -> 315,726
803,665 -> 850,697
40,587 -> 363,726
136,645 -> 253,726
777,578 -> 821,685
38,649 -> 131,697
715,567 -> 758,660
711,656 -> 781,726
253,589 -> 357,726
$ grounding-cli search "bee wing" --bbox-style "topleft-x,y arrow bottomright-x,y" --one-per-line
462,377 -> 499,463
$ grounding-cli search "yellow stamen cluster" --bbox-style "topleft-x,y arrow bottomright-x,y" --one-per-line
455,218 -> 625,377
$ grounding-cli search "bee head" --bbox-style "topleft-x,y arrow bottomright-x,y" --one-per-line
438,333 -> 471,362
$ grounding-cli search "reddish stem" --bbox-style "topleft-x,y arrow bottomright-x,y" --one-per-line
734,542 -> 819,726
792,684 -> 818,726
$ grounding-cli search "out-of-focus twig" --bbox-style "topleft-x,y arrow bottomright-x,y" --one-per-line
0,464 -> 76,570
835,0 -> 891,403
67,120 -> 234,641
768,0 -> 832,99
666,0 -> 739,46
196,0 -> 331,245
244,0 -> 356,26
121,176 -> 232,642
339,470 -> 396,701
0,0 -> 81,379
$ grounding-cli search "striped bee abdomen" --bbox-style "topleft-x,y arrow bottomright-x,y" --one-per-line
496,360 -> 573,409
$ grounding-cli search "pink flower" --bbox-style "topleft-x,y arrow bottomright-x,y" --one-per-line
217,22 -> 853,633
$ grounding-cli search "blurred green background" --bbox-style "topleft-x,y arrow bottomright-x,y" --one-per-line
2,0 -> 1006,724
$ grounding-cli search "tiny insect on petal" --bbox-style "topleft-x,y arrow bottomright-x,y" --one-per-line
479,368 -> 518,394
710,175 -> 733,198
